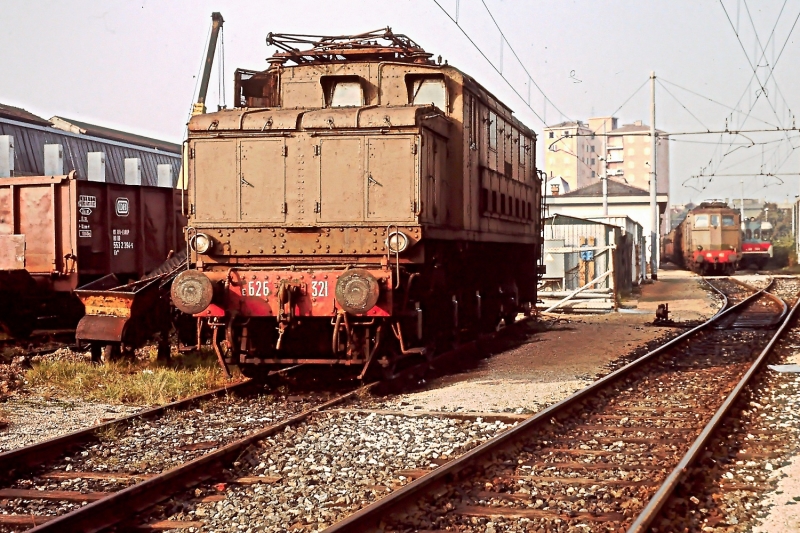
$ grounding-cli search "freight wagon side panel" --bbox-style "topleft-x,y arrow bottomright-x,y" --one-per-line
0,174 -> 78,290
77,181 -> 184,280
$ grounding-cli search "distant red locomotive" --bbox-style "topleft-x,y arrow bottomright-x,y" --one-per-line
663,202 -> 740,275
740,218 -> 773,269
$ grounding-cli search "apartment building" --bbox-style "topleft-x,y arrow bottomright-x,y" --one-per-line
543,121 -> 600,191
543,117 -> 669,195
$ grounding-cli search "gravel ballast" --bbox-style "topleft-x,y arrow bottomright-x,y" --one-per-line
144,411 -> 514,532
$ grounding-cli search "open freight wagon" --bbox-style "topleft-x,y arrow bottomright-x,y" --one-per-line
0,171 -> 185,336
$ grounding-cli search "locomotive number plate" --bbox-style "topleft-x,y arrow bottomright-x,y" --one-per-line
244,281 -> 270,297
311,280 -> 329,298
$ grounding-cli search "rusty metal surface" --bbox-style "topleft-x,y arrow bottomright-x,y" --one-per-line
0,234 -> 25,270
75,274 -> 173,344
0,172 -> 185,289
75,315 -> 127,342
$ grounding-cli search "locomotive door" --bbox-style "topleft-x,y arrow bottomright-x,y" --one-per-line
317,137 -> 364,222
192,139 -> 237,222
420,131 -> 447,224
366,137 -> 416,222
239,139 -> 286,222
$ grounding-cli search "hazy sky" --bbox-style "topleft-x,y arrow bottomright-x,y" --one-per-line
2,0 -> 799,204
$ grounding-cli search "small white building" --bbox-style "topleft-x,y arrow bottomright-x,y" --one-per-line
544,180 -> 668,271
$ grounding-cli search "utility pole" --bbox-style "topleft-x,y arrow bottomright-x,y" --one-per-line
602,119 -> 608,216
740,179 -> 745,223
649,71 -> 658,280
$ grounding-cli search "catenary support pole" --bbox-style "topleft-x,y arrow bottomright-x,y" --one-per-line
649,71 -> 658,280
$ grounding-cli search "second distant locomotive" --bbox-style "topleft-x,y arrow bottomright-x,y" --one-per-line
663,201 -> 740,275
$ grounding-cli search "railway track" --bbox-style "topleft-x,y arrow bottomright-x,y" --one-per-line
0,312 -> 540,531
314,278 -> 798,533
651,276 -> 800,532
0,367 -> 321,531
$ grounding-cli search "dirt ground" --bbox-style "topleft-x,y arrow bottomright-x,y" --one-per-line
379,268 -> 721,413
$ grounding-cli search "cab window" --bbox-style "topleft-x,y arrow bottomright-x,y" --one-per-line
330,81 -> 363,107
406,75 -> 447,111
694,215 -> 709,228
722,215 -> 735,227
411,78 -> 446,109
710,215 -> 720,227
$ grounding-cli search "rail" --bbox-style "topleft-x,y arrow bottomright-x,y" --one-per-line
26,384 -> 375,533
626,280 -> 800,532
319,279 -> 770,532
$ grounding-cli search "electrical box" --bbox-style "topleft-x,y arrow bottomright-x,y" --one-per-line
87,152 -> 106,182
44,144 -> 64,176
124,158 -> 142,186
157,164 -> 173,188
0,136 -> 13,177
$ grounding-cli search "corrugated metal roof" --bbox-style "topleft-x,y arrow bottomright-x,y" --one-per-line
50,116 -> 181,153
0,103 -> 51,126
0,117 -> 180,187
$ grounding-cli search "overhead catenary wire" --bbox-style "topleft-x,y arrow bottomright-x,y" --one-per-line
656,80 -> 712,132
659,77 -> 780,129
713,0 -> 800,179
477,0 -> 572,121
431,0 -> 554,125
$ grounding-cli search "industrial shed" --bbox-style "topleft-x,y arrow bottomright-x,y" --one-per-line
0,104 -> 180,187
540,214 -> 637,313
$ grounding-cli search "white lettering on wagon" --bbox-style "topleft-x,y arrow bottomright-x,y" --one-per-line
112,228 -> 134,255
78,195 -> 96,208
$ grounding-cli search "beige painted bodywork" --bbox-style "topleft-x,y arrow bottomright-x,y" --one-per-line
186,59 -> 541,265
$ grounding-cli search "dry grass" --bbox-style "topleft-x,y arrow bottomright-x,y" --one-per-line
25,349 -> 241,406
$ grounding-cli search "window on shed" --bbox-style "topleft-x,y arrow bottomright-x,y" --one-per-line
489,112 -> 497,151
548,131 -> 554,139
519,137 -> 526,166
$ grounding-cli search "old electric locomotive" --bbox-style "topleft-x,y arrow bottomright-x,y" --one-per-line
171,29 -> 543,376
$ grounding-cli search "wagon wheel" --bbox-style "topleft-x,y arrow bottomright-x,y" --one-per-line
102,343 -> 121,363
90,343 -> 102,364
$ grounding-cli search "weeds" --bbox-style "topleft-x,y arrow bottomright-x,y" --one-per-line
25,350 -> 240,406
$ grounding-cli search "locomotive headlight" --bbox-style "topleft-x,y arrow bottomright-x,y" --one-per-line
386,231 -> 409,253
190,232 -> 213,254
335,269 -> 380,315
